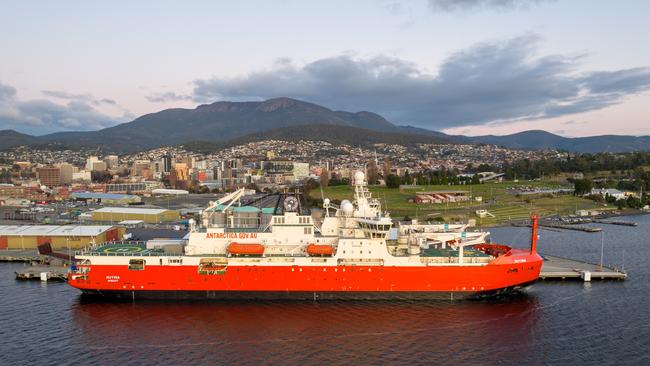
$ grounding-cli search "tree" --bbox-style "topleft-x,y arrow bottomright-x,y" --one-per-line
471,174 -> 481,185
626,195 -> 642,209
367,161 -> 378,185
383,158 -> 391,177
574,179 -> 593,196
91,171 -> 112,183
386,174 -> 401,188
320,169 -> 330,188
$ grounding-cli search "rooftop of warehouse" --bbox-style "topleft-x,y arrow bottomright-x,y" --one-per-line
0,225 -> 115,236
92,207 -> 172,214
71,192 -> 139,200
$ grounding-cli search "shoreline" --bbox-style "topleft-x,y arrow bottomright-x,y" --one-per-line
479,209 -> 649,229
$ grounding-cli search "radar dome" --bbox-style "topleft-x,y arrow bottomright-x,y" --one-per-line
354,171 -> 365,185
323,198 -> 330,205
341,200 -> 354,215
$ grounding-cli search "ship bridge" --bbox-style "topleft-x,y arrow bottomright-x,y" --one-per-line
357,217 -> 393,239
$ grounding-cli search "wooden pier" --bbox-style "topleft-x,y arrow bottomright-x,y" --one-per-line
540,255 -> 627,281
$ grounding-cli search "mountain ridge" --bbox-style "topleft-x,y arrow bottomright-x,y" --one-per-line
1,98 -> 649,153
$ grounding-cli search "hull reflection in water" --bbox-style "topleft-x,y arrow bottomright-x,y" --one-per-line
70,295 -> 541,365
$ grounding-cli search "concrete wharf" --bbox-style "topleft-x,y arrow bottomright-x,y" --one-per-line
540,255 -> 627,281
3,249 -> 627,283
0,249 -> 40,262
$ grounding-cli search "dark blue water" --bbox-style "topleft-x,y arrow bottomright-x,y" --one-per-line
1,216 -> 648,365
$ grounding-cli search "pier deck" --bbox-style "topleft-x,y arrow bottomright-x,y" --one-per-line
540,255 -> 627,281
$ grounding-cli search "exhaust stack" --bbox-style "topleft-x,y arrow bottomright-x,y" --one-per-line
530,214 -> 538,254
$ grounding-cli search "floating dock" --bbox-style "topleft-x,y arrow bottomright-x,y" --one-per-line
512,222 -> 602,233
539,223 -> 602,233
540,255 -> 627,281
14,266 -> 68,281
592,219 -> 638,227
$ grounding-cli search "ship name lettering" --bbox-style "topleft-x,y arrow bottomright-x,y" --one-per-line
105,275 -> 120,283
206,233 -> 257,239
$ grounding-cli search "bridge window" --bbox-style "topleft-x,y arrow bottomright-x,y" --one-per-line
128,259 -> 145,271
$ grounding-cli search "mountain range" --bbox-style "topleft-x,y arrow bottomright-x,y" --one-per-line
1,97 -> 649,153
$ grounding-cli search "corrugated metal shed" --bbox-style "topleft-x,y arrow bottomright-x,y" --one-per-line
0,225 -> 115,236
92,207 -> 169,215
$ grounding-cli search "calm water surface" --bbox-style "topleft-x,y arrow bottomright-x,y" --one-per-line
1,215 -> 649,365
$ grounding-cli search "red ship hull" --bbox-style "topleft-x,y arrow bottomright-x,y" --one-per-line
69,249 -> 542,300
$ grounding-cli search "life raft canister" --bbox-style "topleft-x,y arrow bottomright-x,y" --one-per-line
227,242 -> 265,255
306,244 -> 334,256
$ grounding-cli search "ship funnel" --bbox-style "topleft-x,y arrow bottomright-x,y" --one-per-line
530,214 -> 539,254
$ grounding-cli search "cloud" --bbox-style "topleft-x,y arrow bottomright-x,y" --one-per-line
97,98 -> 116,105
42,90 -> 93,101
0,81 -> 127,135
41,89 -> 119,107
427,0 -> 548,12
561,120 -> 587,126
146,91 -> 193,103
0,83 -> 17,99
190,36 -> 650,130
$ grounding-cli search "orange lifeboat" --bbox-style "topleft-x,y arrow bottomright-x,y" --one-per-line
227,243 -> 265,256
307,244 -> 334,256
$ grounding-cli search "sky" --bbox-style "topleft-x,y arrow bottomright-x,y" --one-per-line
1,0 -> 649,137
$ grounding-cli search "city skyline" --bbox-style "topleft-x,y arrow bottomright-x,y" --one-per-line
1,0 -> 649,137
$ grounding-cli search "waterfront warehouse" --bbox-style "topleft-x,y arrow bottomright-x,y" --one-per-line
90,207 -> 180,224
0,225 -> 124,250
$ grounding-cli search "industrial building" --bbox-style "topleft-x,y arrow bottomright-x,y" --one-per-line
0,225 -> 124,250
71,192 -> 142,205
413,191 -> 471,204
90,207 -> 180,223
151,188 -> 189,196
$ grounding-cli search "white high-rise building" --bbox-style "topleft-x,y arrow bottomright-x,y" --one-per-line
104,155 -> 119,169
85,156 -> 100,171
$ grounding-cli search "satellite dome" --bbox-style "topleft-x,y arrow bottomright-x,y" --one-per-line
341,200 -> 354,215
323,198 -> 330,205
354,171 -> 365,185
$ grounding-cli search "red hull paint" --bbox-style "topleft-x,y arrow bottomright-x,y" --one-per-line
70,250 -> 542,295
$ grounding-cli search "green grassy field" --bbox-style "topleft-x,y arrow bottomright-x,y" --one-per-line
312,180 -> 602,226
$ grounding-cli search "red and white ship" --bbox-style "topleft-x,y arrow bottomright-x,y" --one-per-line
69,172 -> 543,300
